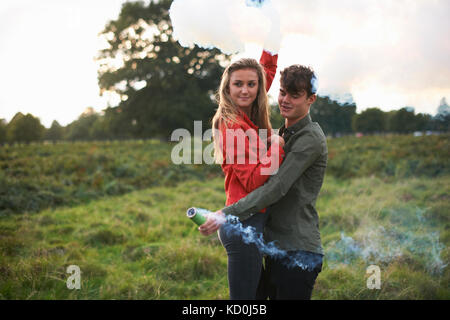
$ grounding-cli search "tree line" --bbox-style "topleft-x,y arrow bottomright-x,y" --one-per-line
1,0 -> 448,145
1,98 -> 448,145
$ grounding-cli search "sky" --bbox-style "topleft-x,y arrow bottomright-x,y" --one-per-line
1,0 -> 449,128
0,0 -> 127,128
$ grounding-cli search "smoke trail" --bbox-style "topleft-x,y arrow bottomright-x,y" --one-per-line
198,206 -> 446,274
326,207 -> 447,275
222,217 -> 322,271
219,214 -> 322,271
189,207 -> 321,270
169,0 -> 450,114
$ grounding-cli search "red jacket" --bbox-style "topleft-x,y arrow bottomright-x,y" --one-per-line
220,50 -> 284,211
260,50 -> 278,91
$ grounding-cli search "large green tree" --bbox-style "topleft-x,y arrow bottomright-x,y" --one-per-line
97,0 -> 229,139
6,112 -> 45,144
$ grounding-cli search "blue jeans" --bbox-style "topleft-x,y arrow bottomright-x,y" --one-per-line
218,213 -> 267,300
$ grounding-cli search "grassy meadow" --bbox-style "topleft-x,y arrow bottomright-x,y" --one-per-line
0,134 -> 449,299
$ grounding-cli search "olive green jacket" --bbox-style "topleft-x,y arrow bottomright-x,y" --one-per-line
222,113 -> 328,255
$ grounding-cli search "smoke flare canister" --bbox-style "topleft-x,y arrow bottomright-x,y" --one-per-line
186,207 -> 208,226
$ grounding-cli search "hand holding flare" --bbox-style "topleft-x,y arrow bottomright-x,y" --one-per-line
198,210 -> 226,236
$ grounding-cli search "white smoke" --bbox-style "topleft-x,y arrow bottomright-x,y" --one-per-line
169,0 -> 450,113
221,215 -> 323,271
326,207 -> 447,275
170,0 -> 281,54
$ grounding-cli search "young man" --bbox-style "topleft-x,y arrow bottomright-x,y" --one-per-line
200,64 -> 328,300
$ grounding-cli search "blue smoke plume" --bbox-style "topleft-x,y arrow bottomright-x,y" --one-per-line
194,206 -> 446,275
325,207 -> 447,275
220,215 -> 322,271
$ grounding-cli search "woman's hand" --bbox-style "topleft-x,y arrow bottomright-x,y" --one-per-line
269,134 -> 285,148
198,210 -> 226,236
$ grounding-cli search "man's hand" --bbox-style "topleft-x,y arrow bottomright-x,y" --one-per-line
198,210 -> 226,236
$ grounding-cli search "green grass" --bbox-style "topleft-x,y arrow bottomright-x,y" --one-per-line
326,134 -> 450,179
0,139 -> 222,215
1,134 -> 449,299
315,175 -> 449,299
1,134 -> 449,215
1,174 -> 448,299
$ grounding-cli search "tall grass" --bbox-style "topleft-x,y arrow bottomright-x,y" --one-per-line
0,175 -> 448,299
0,134 -> 449,299
1,134 -> 448,215
0,139 -> 222,215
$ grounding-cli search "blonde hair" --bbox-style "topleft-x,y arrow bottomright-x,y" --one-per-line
212,58 -> 272,163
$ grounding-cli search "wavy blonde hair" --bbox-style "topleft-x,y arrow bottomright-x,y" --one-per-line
211,58 -> 272,163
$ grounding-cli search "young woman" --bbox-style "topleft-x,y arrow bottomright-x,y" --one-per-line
199,51 -> 285,299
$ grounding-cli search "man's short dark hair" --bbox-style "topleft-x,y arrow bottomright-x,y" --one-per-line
280,65 -> 316,97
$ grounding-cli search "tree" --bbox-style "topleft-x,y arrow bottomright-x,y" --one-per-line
96,0 -> 229,139
45,120 -> 64,143
6,112 -> 45,144
100,106 -> 134,140
0,119 -> 7,145
310,96 -> 356,136
352,108 -> 386,134
65,111 -> 103,141
415,113 -> 433,132
387,108 -> 418,133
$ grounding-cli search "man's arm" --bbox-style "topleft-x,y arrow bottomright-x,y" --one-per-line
220,123 -> 284,194
222,131 -> 321,219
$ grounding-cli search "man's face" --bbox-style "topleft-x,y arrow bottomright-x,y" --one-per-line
278,86 -> 316,123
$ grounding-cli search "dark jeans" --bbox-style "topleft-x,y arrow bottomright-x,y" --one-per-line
218,212 -> 267,300
257,252 -> 323,300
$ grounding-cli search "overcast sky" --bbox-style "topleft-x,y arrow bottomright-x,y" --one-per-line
1,0 -> 449,128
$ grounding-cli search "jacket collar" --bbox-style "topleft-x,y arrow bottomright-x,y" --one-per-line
279,113 -> 312,137
238,110 -> 259,130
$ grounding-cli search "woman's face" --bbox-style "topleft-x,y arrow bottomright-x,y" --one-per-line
228,68 -> 259,113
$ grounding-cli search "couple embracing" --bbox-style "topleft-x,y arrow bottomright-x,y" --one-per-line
198,49 -> 327,300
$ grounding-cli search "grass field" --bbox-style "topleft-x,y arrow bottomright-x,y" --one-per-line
0,134 -> 449,299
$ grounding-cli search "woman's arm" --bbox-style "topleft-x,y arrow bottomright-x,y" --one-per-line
260,50 -> 278,91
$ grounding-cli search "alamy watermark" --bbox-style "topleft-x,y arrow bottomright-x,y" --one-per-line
66,265 -> 81,290
170,121 -> 281,175
366,265 -> 381,290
